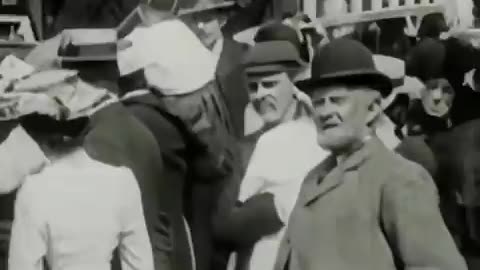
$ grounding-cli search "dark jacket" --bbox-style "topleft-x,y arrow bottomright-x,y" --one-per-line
215,38 -> 250,139
121,83 -> 239,270
122,93 -> 196,270
84,102 -> 171,270
443,37 -> 480,126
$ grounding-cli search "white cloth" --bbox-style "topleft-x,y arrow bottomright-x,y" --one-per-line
211,38 -> 224,70
117,19 -> 217,96
0,126 -> 47,194
238,117 -> 328,270
375,114 -> 401,150
8,149 -> 154,270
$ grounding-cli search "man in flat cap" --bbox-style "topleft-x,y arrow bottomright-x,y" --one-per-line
212,40 -> 328,270
273,38 -> 466,270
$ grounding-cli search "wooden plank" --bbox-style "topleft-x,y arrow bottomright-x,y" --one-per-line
406,0 -> 415,6
389,0 -> 400,8
303,0 -> 317,20
372,0 -> 382,10
352,0 -> 363,13
321,4 -> 444,27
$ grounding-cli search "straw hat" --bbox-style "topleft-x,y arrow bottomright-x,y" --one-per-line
0,68 -> 116,121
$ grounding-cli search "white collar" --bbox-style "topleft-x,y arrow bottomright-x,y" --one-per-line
212,38 -> 224,69
121,89 -> 150,101
375,114 -> 401,150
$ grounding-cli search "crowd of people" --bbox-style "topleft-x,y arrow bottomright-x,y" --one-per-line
1,0 -> 480,269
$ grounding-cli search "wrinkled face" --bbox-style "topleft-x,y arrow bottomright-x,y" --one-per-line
311,85 -> 380,152
421,78 -> 455,117
247,72 -> 296,126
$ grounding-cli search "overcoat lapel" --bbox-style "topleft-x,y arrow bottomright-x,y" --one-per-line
301,140 -> 374,206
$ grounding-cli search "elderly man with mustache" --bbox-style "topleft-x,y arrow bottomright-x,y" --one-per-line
273,38 -> 466,270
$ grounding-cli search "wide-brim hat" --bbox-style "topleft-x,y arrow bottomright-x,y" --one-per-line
243,40 -> 307,75
57,29 -> 118,62
297,38 -> 392,97
177,0 -> 236,16
0,68 -> 116,121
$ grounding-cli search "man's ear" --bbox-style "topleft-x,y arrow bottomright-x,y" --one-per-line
366,93 -> 382,126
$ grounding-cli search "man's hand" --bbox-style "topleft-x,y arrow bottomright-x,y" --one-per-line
213,192 -> 285,247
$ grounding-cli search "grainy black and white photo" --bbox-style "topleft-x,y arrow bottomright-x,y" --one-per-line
0,0 -> 479,269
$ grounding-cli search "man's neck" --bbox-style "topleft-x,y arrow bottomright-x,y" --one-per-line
334,135 -> 371,165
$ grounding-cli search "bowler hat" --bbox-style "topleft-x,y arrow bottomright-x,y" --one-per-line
254,22 -> 309,62
297,38 -> 392,97
243,40 -> 307,75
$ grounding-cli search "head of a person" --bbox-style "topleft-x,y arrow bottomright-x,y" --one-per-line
421,78 -> 455,117
243,41 -> 307,127
20,114 -> 89,161
0,70 -> 113,161
179,1 -> 236,48
418,13 -> 449,40
298,39 -> 392,153
406,38 -> 453,117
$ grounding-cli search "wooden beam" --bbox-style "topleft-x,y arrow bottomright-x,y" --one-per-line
321,4 -> 444,27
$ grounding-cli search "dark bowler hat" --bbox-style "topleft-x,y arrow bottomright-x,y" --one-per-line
243,40 -> 307,76
254,22 -> 309,62
297,38 -> 392,97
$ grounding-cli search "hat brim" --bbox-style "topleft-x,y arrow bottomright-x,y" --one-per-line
59,55 -> 117,62
177,2 -> 236,15
296,69 -> 393,97
245,64 -> 292,76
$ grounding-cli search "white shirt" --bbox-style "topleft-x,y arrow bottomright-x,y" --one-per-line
238,117 -> 328,270
8,149 -> 154,270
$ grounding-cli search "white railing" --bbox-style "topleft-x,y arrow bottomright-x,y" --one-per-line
302,0 -> 445,27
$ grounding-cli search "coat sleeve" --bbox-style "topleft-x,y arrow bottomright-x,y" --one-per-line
380,163 -> 467,270
8,179 -> 47,270
119,169 -> 155,270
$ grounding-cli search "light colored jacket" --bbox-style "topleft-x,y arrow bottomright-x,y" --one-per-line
275,137 -> 467,270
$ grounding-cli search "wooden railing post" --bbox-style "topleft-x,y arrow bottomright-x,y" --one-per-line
372,0 -> 382,10
352,0 -> 363,13
303,0 -> 317,20
405,0 -> 415,6
389,0 -> 400,8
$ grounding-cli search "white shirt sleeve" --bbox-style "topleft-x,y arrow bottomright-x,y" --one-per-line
237,136 -> 271,203
8,178 -> 47,270
118,169 -> 155,270
0,126 -> 47,194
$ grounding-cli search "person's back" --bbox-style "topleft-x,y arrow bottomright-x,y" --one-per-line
8,149 -> 153,270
